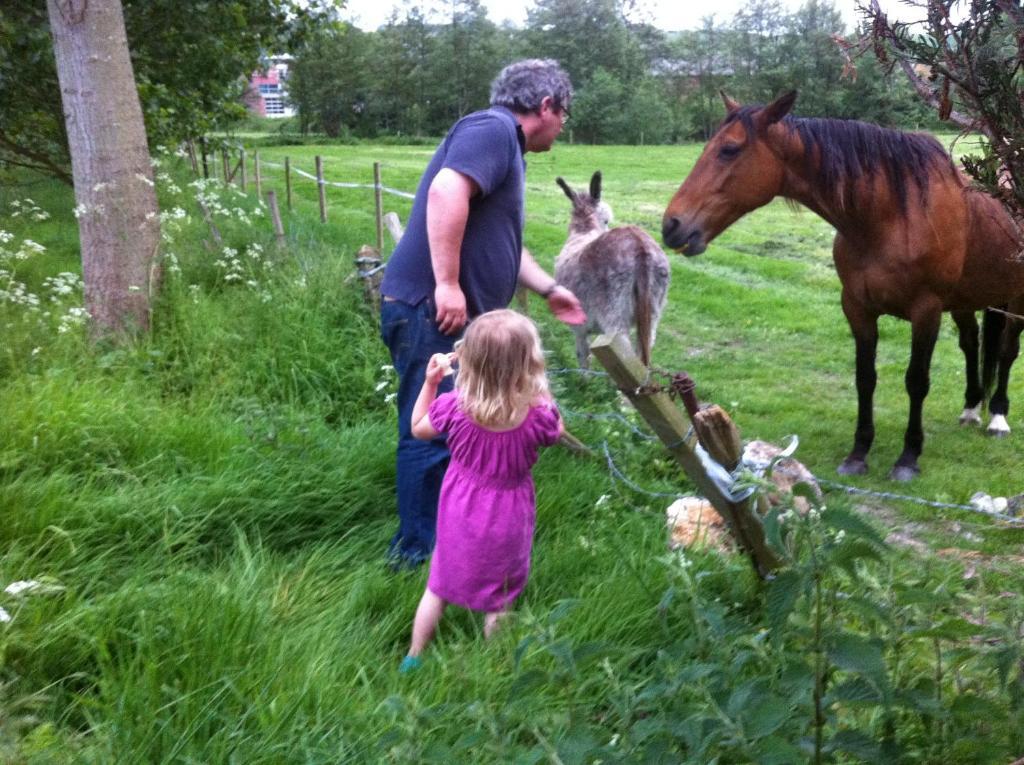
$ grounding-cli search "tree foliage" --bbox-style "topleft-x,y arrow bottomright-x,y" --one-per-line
860,0 -> 1024,223
0,0 -> 336,183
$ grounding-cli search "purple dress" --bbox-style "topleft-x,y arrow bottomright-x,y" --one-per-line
426,391 -> 561,612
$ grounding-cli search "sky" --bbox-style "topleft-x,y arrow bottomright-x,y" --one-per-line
338,0 -> 923,33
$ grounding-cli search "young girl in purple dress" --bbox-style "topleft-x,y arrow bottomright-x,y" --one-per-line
400,309 -> 563,671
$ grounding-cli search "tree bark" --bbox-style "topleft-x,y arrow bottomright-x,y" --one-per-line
46,0 -> 160,338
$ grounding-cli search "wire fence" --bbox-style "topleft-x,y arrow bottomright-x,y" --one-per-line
260,159 -> 415,200
552,366 -> 1024,526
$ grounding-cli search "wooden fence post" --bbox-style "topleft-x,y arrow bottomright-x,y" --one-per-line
315,155 -> 327,223
373,161 -> 384,252
221,147 -> 229,185
266,190 -> 285,249
186,140 -> 199,176
590,333 -> 781,579
254,151 -> 261,198
239,148 -> 247,192
200,136 -> 209,179
285,156 -> 292,210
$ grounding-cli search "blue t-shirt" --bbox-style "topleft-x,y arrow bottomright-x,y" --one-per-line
380,107 -> 526,318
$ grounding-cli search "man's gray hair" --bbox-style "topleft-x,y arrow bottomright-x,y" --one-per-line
489,59 -> 573,114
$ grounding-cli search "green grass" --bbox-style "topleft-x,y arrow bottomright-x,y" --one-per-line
1,140 -> 1022,763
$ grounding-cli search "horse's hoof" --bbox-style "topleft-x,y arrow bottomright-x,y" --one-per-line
959,406 -> 982,426
888,464 -> 920,482
837,458 -> 868,476
986,414 -> 1010,438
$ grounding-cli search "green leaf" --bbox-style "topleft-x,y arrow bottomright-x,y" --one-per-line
751,734 -> 805,765
828,633 -> 888,689
547,598 -> 580,625
790,481 -> 819,502
826,729 -> 882,761
820,506 -> 887,548
513,745 -> 546,765
765,569 -> 802,634
555,727 -> 599,765
905,617 -> 984,641
545,637 -> 576,672
741,697 -> 792,739
826,677 -> 882,706
761,508 -> 787,557
508,669 -> 547,701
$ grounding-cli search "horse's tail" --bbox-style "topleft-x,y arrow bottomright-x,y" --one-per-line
981,307 -> 1005,400
634,241 -> 653,367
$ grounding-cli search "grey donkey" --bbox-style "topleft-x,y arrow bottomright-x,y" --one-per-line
554,171 -> 670,368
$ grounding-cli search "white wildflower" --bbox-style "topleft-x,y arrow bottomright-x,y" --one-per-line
0,606 -> 10,624
384,392 -> 397,404
375,380 -> 389,392
58,306 -> 89,333
5,580 -> 41,596
21,240 -> 46,255
595,494 -> 611,508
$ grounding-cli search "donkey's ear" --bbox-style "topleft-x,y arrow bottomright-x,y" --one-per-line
589,171 -> 602,201
720,91 -> 740,114
556,177 -> 576,202
758,90 -> 797,127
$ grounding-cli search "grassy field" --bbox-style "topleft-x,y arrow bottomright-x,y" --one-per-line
1,137 -> 1022,763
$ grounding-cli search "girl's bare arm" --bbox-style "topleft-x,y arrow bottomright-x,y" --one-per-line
411,354 -> 448,439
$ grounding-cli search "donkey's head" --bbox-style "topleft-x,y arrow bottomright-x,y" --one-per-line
556,171 -> 613,236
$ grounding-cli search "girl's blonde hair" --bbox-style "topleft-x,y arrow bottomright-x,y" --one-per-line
455,309 -> 550,428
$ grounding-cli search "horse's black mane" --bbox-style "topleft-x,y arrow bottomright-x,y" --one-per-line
723,105 -> 956,213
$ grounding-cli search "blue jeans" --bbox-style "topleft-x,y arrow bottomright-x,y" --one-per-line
379,297 -> 459,565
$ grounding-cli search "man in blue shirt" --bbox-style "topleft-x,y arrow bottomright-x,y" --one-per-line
380,59 -> 586,568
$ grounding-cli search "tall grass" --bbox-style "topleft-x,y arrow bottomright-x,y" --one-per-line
1,141 -> 1022,763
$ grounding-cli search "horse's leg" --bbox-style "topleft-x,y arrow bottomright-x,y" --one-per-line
986,301 -> 1024,437
838,297 -> 878,476
951,309 -> 983,425
890,303 -> 943,481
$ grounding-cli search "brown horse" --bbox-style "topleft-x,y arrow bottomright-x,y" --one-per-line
662,91 -> 1024,481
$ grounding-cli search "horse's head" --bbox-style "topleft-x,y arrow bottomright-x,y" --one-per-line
662,91 -> 797,255
557,171 -> 613,236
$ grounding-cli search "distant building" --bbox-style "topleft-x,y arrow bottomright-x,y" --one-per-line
245,55 -> 295,118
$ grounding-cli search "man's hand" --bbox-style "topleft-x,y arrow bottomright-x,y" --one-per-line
547,285 -> 587,326
435,282 -> 468,335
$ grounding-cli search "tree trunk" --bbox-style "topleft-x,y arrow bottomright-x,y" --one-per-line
46,0 -> 160,338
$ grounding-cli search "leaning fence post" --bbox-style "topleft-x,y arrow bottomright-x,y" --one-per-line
373,161 -> 384,252
284,156 -> 292,210
590,333 -> 781,579
239,148 -> 247,192
221,147 -> 229,186
315,155 -> 327,223
266,190 -> 286,249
